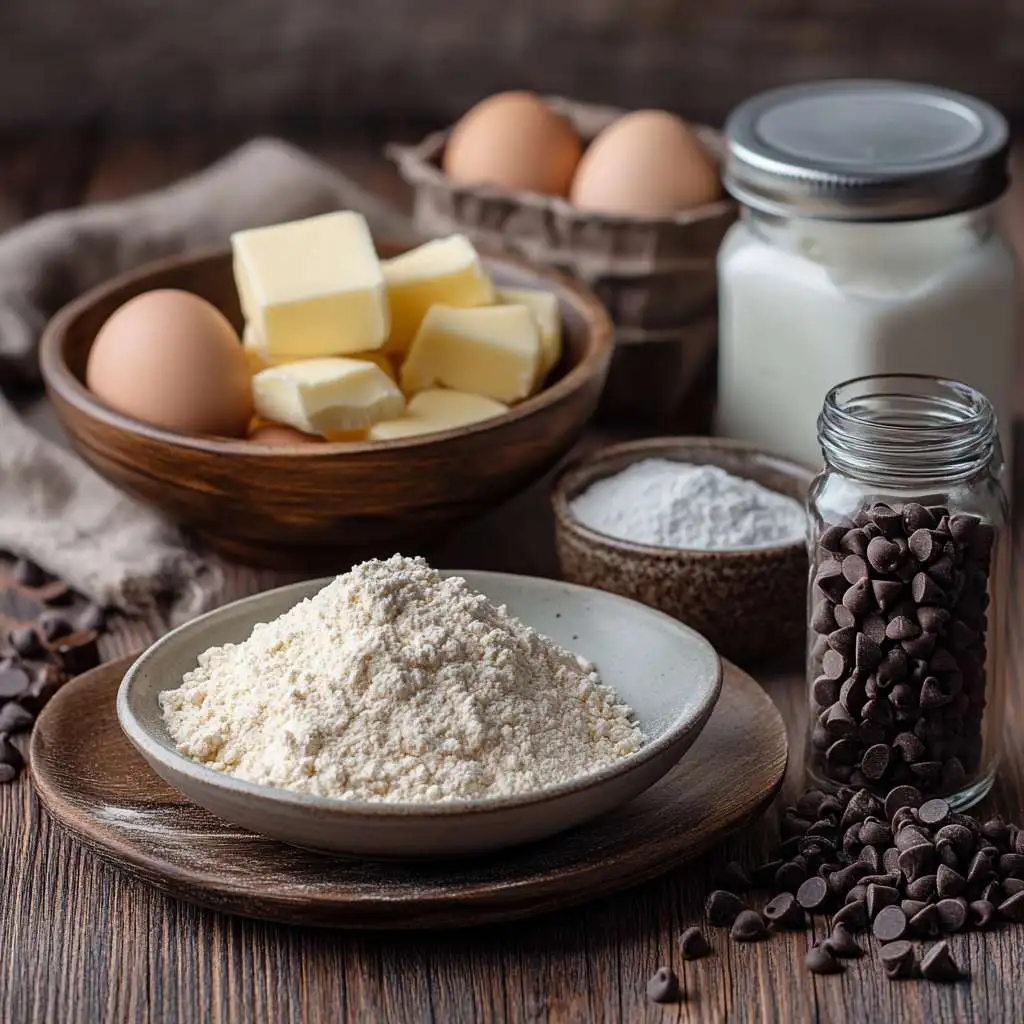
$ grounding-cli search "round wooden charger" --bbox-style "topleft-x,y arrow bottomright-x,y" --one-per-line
31,655 -> 788,930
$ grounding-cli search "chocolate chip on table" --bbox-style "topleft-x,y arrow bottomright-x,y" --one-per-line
0,666 -> 29,701
680,927 -> 711,960
901,899 -> 929,919
969,900 -> 998,930
12,558 -> 45,587
934,898 -> 968,934
824,924 -> 863,959
866,883 -> 899,920
935,863 -> 965,898
763,892 -> 806,930
0,733 -> 24,772
39,612 -> 73,643
646,967 -> 681,1004
796,876 -> 830,912
999,891 -> 1024,923
806,944 -> 844,975
0,702 -> 34,734
1004,878 -> 1024,897
832,899 -> 869,933
775,861 -> 808,893
920,941 -> 963,983
872,905 -> 908,942
8,626 -> 42,659
730,910 -> 769,942
908,903 -> 941,940
905,874 -> 938,901
705,890 -> 746,927
879,940 -> 917,980
918,798 -> 952,828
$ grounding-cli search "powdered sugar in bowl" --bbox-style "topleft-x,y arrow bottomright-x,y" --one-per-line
553,437 -> 815,666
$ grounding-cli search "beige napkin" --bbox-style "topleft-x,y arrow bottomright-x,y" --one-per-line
0,138 -> 419,622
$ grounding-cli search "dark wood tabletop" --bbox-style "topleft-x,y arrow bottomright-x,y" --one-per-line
0,122 -> 1022,1023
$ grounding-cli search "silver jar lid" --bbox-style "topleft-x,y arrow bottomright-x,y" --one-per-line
724,80 -> 1009,221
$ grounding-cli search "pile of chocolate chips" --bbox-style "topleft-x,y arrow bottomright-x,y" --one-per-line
0,556 -> 106,781
809,503 -> 996,795
647,782 -> 1024,1000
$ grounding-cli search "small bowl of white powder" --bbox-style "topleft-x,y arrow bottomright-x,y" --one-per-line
552,437 -> 815,665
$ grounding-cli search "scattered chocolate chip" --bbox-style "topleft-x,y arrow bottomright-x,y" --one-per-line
872,905 -> 908,942
905,874 -> 938,901
936,864 -> 965,898
920,941 -> 963,983
806,944 -> 843,975
730,910 -> 769,942
866,883 -> 900,920
918,798 -> 951,828
832,899 -> 869,933
8,626 -> 42,658
646,967 -> 681,1003
0,702 -> 33,734
879,940 -> 917,980
680,926 -> 711,960
824,924 -> 863,959
763,892 -> 805,930
796,876 -> 830,912
999,854 -> 1024,879
705,890 -> 746,927
969,900 -> 998,930
998,891 -> 1024,923
908,904 -> 941,940
39,613 -> 72,642
775,861 -> 807,893
901,899 -> 929,919
934,898 -> 968,934
885,786 -> 923,820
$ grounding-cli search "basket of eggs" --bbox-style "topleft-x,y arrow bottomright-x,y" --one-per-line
388,92 -> 737,428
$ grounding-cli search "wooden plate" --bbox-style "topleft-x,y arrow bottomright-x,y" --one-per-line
31,655 -> 787,930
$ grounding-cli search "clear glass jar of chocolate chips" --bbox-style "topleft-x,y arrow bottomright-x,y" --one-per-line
806,374 -> 1008,809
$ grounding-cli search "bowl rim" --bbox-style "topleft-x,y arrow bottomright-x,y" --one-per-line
551,436 -> 817,559
116,569 -> 723,821
39,243 -> 614,457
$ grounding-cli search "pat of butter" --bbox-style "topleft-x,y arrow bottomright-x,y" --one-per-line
369,389 -> 508,440
400,305 -> 541,403
232,211 -> 389,359
243,323 -> 396,380
495,286 -> 562,381
383,235 -> 495,354
252,358 -> 405,436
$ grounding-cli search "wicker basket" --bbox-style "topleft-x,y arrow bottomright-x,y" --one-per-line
387,96 -> 737,427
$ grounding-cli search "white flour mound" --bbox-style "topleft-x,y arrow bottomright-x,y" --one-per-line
159,555 -> 645,803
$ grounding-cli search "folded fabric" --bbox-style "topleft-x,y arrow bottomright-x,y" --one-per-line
0,138 -> 420,623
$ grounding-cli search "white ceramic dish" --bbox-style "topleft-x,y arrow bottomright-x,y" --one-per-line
117,571 -> 722,858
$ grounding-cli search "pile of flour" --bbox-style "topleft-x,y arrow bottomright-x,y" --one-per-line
570,459 -> 807,550
159,555 -> 645,803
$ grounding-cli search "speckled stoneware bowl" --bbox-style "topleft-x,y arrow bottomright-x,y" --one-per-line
552,438 -> 816,667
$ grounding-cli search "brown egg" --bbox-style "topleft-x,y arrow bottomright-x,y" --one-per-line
87,289 -> 252,437
570,110 -> 722,216
443,91 -> 582,196
247,423 -> 324,445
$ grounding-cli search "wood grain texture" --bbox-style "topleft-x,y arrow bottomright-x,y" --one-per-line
39,247 -> 613,568
1,129 -> 1023,1022
31,655 -> 786,929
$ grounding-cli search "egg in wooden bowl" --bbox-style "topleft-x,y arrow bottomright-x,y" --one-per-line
40,237 -> 612,570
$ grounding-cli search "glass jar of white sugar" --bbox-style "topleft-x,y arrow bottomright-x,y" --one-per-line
715,81 -> 1016,470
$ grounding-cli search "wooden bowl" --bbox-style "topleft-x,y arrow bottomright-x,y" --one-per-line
40,245 -> 613,569
551,438 -> 815,667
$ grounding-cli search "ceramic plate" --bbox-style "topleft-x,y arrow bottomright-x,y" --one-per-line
117,571 -> 722,858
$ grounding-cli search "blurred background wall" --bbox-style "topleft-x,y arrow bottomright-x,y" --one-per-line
1,0 -> 1022,130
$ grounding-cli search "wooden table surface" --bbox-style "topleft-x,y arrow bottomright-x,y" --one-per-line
0,122 -> 1023,1023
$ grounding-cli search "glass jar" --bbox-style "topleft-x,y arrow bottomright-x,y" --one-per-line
715,80 -> 1016,471
805,375 -> 1009,810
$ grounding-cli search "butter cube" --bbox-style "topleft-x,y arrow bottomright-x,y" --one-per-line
383,235 -> 495,354
369,389 -> 508,440
232,211 -> 389,359
400,305 -> 541,403
252,358 -> 405,436
495,286 -> 562,381
244,323 -> 396,380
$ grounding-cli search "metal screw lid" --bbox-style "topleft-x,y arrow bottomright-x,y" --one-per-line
724,80 -> 1009,221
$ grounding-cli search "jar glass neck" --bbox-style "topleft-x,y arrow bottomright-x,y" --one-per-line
817,375 -> 1001,485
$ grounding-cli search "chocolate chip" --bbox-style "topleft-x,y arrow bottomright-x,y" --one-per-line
821,650 -> 846,681
886,615 -> 920,642
775,862 -> 807,893
884,785 -> 923,820
0,733 -> 24,771
730,909 -> 769,942
12,558 -> 45,586
77,603 -> 107,632
871,579 -> 903,613
680,926 -> 711,960
806,944 -> 843,975
934,898 -> 967,934
999,854 -> 1024,878
867,536 -> 903,574
920,940 -> 963,983
796,875 -> 830,912
904,503 -> 937,533
8,626 -> 42,658
969,900 -> 997,930
908,528 -> 938,563
936,863 -> 965,898
0,666 -> 30,701
911,572 -> 946,607
842,554 -> 869,584
750,860 -> 784,887
905,874 -> 938,901
842,579 -> 873,616
0,702 -> 33,733
841,789 -> 884,828
39,613 -> 72,642
812,677 -> 839,707
763,892 -> 805,929
872,905 -> 908,942
0,763 -> 17,784
833,604 -> 857,629
646,967 -> 681,1003
879,939 -> 916,980
918,798 -> 951,828
895,826 -> 931,852
882,847 -> 901,875
855,633 -> 882,673
815,562 -> 849,602
717,861 -> 752,892
934,824 -> 974,862
824,924 -> 863,959
859,819 -> 892,847
705,890 -> 746,927
1003,878 -> 1024,897
901,899 -> 929,918
858,844 -> 883,873
980,881 -> 1003,906
909,903 -> 942,940
917,606 -> 950,634
866,883 -> 899,920
998,891 -> 1024,922
897,843 -> 934,882
966,850 -> 995,885
820,525 -> 847,552
832,899 -> 868,933
860,744 -> 891,781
